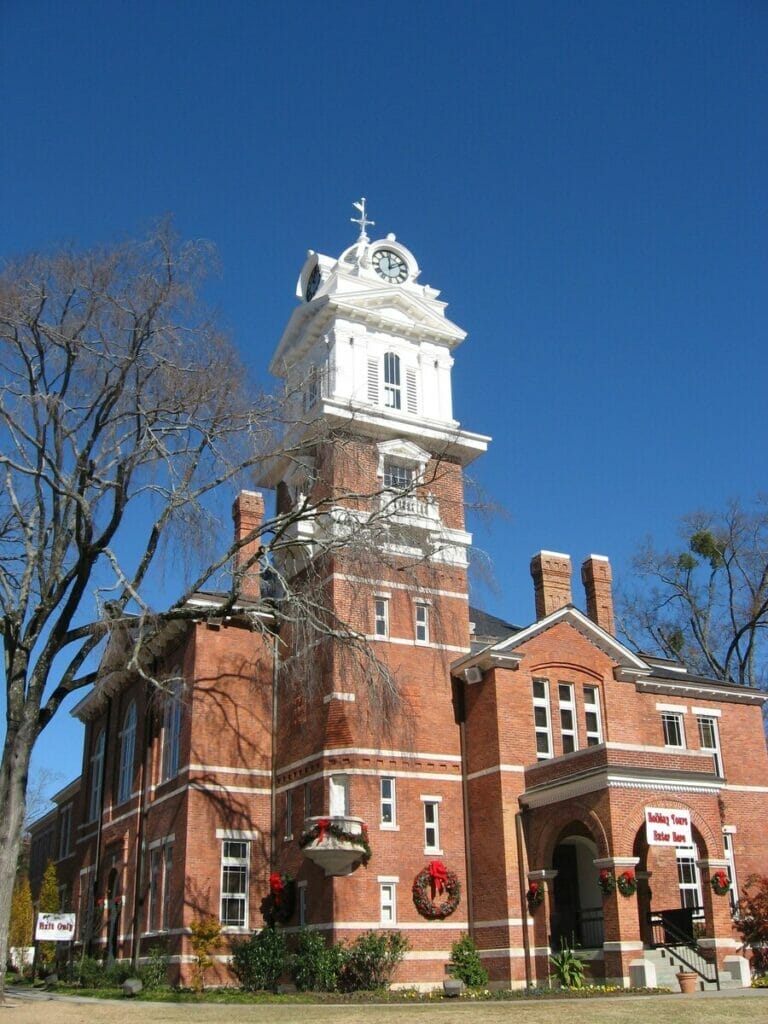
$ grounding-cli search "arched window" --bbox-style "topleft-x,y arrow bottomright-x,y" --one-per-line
117,701 -> 137,804
88,728 -> 105,822
383,352 -> 401,409
161,679 -> 183,782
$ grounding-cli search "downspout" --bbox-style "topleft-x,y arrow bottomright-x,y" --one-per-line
130,683 -> 152,971
459,713 -> 474,937
516,807 -> 532,990
269,631 -> 280,871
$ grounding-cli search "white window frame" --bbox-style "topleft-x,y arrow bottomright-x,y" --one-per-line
117,700 -> 137,804
146,836 -> 174,933
422,796 -> 441,853
676,844 -> 704,918
583,685 -> 603,745
722,828 -> 739,912
414,603 -> 429,645
557,682 -> 578,753
662,711 -> 685,749
383,459 -> 414,490
380,777 -> 396,829
161,679 -> 183,782
58,803 -> 72,861
697,715 -> 723,777
220,838 -> 250,930
284,789 -> 293,840
374,596 -> 389,639
88,728 -> 105,822
379,877 -> 398,925
532,678 -> 553,760
383,351 -> 401,409
329,774 -> 350,817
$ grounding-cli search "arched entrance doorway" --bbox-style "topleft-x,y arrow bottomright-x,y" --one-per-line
550,827 -> 603,949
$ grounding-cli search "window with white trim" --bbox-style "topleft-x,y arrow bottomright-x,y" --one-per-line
662,711 -> 685,749
532,679 -> 553,760
383,459 -> 414,489
374,597 -> 389,638
723,829 -> 739,912
58,803 -> 72,861
380,777 -> 396,827
422,799 -> 440,852
383,352 -> 401,409
583,685 -> 603,745
88,728 -> 105,822
78,865 -> 96,943
117,701 -> 137,804
697,716 -> 723,777
161,679 -> 183,782
415,603 -> 429,644
220,839 -> 250,929
329,774 -> 350,817
379,881 -> 397,925
558,682 -> 577,753
676,844 -> 703,918
284,790 -> 293,840
147,838 -> 173,932
162,842 -> 173,930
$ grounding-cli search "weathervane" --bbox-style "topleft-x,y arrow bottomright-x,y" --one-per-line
351,197 -> 375,242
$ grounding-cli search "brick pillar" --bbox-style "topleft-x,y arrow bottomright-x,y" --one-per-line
232,490 -> 264,602
527,869 -> 557,985
595,857 -> 642,987
530,552 -> 572,619
699,858 -> 735,970
581,555 -> 615,635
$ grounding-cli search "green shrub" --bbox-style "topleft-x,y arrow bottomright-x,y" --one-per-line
549,943 -> 586,989
291,929 -> 344,992
337,930 -> 408,992
77,955 -> 106,988
231,928 -> 287,992
105,960 -> 133,986
139,946 -> 169,990
448,934 -> 488,988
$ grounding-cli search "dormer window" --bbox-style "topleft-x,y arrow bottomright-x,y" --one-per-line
383,352 -> 401,409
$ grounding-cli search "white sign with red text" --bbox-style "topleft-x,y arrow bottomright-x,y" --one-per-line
644,806 -> 692,847
35,912 -> 76,941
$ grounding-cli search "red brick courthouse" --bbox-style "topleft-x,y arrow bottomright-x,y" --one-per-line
29,215 -> 768,989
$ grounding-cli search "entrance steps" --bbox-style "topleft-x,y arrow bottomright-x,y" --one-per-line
641,947 -> 744,992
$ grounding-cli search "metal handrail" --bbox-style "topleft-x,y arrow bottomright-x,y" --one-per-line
648,910 -> 720,989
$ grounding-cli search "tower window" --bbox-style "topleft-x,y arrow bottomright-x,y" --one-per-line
383,352 -> 401,409
532,679 -> 553,760
374,597 -> 389,638
422,798 -> 441,852
220,839 -> 249,929
415,603 -> 429,644
380,777 -> 396,827
383,460 -> 413,490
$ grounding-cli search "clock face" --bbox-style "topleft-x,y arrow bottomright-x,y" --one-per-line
372,248 -> 408,284
305,264 -> 321,301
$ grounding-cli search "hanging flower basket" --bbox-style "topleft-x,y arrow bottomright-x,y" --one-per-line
412,860 -> 461,920
616,870 -> 637,897
710,870 -> 730,896
598,869 -> 616,896
261,872 -> 296,926
526,882 -> 545,911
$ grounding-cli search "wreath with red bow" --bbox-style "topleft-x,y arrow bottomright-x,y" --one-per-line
261,872 -> 296,926
412,860 -> 460,919
710,870 -> 730,896
526,881 -> 545,910
616,870 -> 637,897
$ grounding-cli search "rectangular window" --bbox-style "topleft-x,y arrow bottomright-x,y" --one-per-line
676,845 -> 703,918
148,846 -> 161,931
697,716 -> 723,776
284,790 -> 293,839
161,843 -> 173,930
423,799 -> 440,852
220,839 -> 249,929
58,804 -> 72,861
532,678 -> 553,759
583,686 -> 603,745
78,866 -> 95,943
415,604 -> 429,644
329,774 -> 350,817
161,680 -> 183,782
558,682 -> 577,753
380,777 -> 396,827
383,460 -> 414,489
383,352 -> 401,409
88,728 -> 105,822
723,830 -> 739,912
380,882 -> 396,925
374,597 -> 389,638
662,711 -> 685,748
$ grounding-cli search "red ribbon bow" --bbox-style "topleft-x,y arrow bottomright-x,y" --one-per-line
316,818 -> 331,843
428,860 -> 449,896
269,872 -> 284,905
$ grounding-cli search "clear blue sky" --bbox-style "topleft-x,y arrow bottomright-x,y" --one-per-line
2,1 -> 767,795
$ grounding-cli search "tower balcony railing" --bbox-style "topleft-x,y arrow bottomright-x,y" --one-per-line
379,490 -> 440,524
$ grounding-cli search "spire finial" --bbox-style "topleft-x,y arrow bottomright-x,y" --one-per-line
350,197 -> 375,242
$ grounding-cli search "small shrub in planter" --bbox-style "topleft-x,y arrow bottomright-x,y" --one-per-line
447,934 -> 489,988
337,931 -> 409,992
231,927 -> 287,993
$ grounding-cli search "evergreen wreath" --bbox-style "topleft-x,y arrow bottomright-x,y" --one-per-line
261,872 -> 296,926
616,870 -> 637,897
710,870 -> 730,896
526,882 -> 545,910
299,818 -> 372,866
412,860 -> 461,920
598,868 -> 616,896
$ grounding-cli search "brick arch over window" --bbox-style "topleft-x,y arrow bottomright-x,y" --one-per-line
526,800 -> 610,869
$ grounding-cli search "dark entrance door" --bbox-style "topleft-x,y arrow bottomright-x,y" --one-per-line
551,844 -> 579,949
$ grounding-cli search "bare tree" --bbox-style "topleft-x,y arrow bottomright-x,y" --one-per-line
0,226 -> 459,989
618,498 -> 768,689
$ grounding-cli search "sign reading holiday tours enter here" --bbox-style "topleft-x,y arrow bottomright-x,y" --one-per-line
35,912 -> 76,941
644,806 -> 692,847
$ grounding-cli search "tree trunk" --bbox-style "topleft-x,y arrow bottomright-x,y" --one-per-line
0,721 -> 35,1000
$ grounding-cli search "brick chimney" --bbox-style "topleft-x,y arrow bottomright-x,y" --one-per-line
232,490 -> 265,602
581,555 -> 615,635
530,551 -> 573,619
